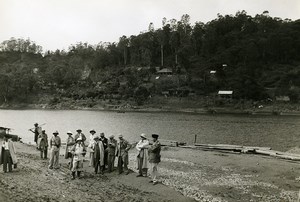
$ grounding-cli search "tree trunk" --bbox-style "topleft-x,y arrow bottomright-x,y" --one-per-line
124,48 -> 127,66
161,45 -> 164,67
175,48 -> 178,65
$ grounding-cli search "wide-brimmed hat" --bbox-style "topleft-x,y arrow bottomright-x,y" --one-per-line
76,129 -> 82,132
67,131 -> 73,135
76,137 -> 83,142
93,135 -> 100,140
42,130 -> 45,132
140,133 -> 147,139
34,123 -> 38,126
118,134 -> 123,138
90,129 -> 96,133
152,134 -> 159,138
109,135 -> 114,139
53,131 -> 59,135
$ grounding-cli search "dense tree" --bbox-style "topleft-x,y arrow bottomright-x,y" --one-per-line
0,11 -> 300,104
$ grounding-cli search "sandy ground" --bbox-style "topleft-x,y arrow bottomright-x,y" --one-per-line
0,141 -> 193,202
1,142 -> 300,202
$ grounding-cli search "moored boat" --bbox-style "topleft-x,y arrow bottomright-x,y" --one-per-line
0,127 -> 20,141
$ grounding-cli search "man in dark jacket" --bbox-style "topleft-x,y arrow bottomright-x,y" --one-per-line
74,129 -> 86,143
148,134 -> 161,185
29,123 -> 41,147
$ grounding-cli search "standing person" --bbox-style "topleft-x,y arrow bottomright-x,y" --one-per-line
74,129 -> 86,143
107,135 -> 117,172
99,132 -> 108,169
29,123 -> 41,148
88,130 -> 96,167
92,136 -> 105,174
38,130 -> 48,159
70,137 -> 86,179
148,134 -> 161,185
136,133 -> 149,177
65,131 -> 75,169
48,131 -> 61,169
116,134 -> 131,175
0,135 -> 18,173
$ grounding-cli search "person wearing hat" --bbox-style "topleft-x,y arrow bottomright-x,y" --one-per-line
88,130 -> 97,167
107,135 -> 117,172
92,135 -> 105,174
48,131 -> 61,169
0,135 -> 18,173
74,129 -> 86,143
70,137 -> 86,179
65,131 -> 75,169
38,130 -> 48,159
148,134 -> 161,185
29,123 -> 42,148
116,134 -> 131,175
99,132 -> 108,169
136,133 -> 149,177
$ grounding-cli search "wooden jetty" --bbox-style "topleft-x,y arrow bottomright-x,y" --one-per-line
180,143 -> 300,161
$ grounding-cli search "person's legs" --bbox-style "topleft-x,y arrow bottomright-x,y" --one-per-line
107,154 -> 112,172
151,163 -> 158,184
102,151 -> 108,170
8,153 -> 12,172
77,160 -> 83,178
3,150 -> 8,172
118,157 -> 123,174
142,168 -> 148,177
89,152 -> 94,167
71,160 -> 77,179
44,148 -> 48,159
53,150 -> 60,169
48,148 -> 55,169
137,157 -> 143,176
94,160 -> 99,174
123,155 -> 129,174
111,155 -> 115,171
100,165 -> 104,174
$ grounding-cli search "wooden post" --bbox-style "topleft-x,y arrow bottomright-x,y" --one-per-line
194,134 -> 197,144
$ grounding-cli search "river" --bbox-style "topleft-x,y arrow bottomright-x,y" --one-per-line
0,109 -> 299,151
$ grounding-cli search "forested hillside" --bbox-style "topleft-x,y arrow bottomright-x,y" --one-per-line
0,11 -> 299,107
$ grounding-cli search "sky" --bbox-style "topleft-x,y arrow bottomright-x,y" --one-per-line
0,0 -> 299,51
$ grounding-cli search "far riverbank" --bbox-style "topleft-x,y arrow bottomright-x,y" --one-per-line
1,99 -> 300,116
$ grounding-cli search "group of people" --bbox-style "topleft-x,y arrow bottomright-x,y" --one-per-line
29,123 -> 161,185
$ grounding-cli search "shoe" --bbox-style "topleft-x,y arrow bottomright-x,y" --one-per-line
153,181 -> 158,185
149,180 -> 153,183
48,166 -> 53,169
136,174 -> 143,177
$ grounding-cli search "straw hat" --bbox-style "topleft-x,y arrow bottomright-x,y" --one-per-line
140,133 -> 147,139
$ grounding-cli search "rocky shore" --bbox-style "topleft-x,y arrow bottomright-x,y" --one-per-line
1,100 -> 300,116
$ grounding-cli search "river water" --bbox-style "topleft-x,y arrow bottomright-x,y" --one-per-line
0,109 -> 299,151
